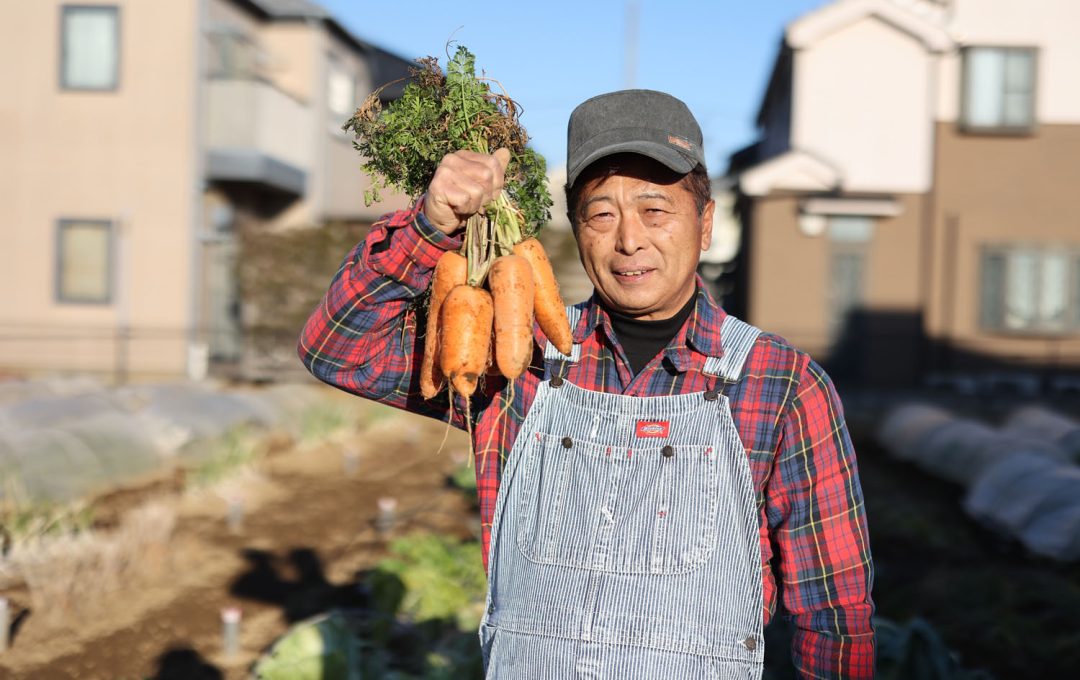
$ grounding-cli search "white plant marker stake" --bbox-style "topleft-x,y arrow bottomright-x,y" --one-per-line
0,597 -> 9,652
376,497 -> 398,535
227,497 -> 244,535
221,606 -> 241,658
343,447 -> 360,477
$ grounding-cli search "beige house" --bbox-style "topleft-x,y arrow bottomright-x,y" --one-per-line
730,0 -> 1080,388
0,0 -> 412,380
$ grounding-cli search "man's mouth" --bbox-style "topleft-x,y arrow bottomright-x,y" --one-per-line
614,268 -> 653,277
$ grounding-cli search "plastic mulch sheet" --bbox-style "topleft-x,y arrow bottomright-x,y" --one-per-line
0,379 -> 337,505
964,453 -> 1080,561
0,416 -> 159,502
879,403 -> 1065,487
1020,500 -> 1080,561
1004,405 -> 1080,462
876,403 -> 955,462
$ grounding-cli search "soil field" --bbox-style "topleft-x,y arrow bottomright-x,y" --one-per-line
1,399 -> 1078,679
0,412 -> 474,680
854,438 -> 1080,679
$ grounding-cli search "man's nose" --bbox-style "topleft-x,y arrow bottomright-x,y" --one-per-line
615,212 -> 647,255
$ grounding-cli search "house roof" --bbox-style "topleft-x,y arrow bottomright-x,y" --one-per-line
247,0 -> 329,20
786,0 -> 954,52
240,0 -> 415,99
738,149 -> 842,197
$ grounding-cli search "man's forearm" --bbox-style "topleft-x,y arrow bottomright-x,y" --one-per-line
790,610 -> 875,678
770,356 -> 876,678
297,206 -> 462,414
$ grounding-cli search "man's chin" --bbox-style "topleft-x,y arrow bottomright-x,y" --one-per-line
596,293 -> 660,318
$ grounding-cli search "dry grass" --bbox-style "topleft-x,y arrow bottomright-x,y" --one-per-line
1,501 -> 176,625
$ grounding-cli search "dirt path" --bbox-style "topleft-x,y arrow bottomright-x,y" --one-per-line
0,412 -> 473,680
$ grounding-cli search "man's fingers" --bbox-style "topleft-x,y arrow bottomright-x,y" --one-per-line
493,148 -> 511,175
423,149 -> 512,234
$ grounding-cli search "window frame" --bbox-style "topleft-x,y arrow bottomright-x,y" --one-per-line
978,244 -> 1080,336
326,51 -> 357,137
55,218 -> 115,305
958,45 -> 1038,135
59,4 -> 121,92
825,215 -> 875,342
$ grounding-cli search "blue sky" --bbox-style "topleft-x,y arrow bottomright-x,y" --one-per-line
320,0 -> 828,173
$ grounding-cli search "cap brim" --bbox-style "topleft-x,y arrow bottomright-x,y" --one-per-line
567,133 -> 697,188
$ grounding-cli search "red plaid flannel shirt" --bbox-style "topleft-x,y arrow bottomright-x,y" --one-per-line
299,204 -> 875,677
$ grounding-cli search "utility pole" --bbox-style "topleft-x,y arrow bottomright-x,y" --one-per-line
623,2 -> 639,89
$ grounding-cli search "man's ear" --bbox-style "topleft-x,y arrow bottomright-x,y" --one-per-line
700,199 -> 715,251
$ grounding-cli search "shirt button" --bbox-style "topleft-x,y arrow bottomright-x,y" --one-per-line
550,375 -> 564,387
741,636 -> 757,651
561,436 -> 573,449
488,603 -> 495,614
703,389 -> 719,401
661,445 -> 674,458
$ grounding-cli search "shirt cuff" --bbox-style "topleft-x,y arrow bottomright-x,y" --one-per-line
364,198 -> 464,287
411,201 -> 464,265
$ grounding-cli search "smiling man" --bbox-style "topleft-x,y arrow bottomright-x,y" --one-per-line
300,90 -> 875,679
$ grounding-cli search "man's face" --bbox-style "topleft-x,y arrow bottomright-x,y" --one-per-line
573,154 -> 714,321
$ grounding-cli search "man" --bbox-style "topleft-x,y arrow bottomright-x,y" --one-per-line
300,89 -> 874,678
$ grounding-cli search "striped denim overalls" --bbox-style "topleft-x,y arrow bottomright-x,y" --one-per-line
480,311 -> 765,680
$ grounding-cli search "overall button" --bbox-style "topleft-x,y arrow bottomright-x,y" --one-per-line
550,375 -> 564,387
487,603 -> 495,615
741,636 -> 757,651
561,436 -> 573,449
703,389 -> 719,401
661,445 -> 675,458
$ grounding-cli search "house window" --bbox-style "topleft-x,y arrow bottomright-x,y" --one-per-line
57,220 -> 113,304
207,29 -> 261,80
327,53 -> 355,122
961,47 -> 1036,131
980,247 -> 1075,333
61,6 -> 120,91
827,216 -> 874,341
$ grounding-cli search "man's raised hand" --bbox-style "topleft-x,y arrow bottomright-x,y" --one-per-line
423,148 -> 512,236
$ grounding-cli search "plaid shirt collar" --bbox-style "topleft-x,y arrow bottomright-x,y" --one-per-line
571,275 -> 729,372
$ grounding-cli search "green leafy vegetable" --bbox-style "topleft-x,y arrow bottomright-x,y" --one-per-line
344,45 -> 552,286
253,611 -> 363,680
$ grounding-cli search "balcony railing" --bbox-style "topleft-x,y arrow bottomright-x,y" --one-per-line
203,78 -> 311,195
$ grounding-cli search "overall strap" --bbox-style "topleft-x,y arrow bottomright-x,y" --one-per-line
702,315 -> 762,383
543,304 -> 583,365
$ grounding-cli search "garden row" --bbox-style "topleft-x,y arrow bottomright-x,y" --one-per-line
878,403 -> 1080,561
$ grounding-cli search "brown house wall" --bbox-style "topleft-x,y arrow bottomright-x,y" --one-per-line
0,0 -> 199,379
746,193 -> 926,385
927,122 -> 1080,368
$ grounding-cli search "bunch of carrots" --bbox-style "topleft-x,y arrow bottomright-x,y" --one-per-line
345,46 -> 572,400
422,219 -> 572,399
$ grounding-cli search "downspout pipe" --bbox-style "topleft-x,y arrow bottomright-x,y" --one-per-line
188,0 -> 208,380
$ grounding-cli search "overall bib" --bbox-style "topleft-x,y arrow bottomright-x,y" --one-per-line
480,311 -> 765,680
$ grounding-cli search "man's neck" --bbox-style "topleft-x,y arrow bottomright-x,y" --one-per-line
603,289 -> 697,375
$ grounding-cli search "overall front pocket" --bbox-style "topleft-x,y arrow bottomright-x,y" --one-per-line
515,433 -> 722,574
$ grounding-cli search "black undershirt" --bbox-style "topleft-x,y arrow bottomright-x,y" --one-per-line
603,289 -> 697,376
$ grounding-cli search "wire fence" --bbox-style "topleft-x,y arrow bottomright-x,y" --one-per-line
0,325 -> 310,384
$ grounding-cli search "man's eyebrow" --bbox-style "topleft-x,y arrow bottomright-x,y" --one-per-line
636,191 -> 673,202
582,194 -> 612,211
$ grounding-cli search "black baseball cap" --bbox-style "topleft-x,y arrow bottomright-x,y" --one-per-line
566,89 -> 707,188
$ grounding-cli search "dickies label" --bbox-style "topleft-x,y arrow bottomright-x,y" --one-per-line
635,420 -> 670,438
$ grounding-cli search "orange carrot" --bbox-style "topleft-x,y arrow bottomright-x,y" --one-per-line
489,254 -> 535,380
420,251 -> 467,399
485,326 -> 501,379
513,238 -> 572,355
440,284 -> 493,397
